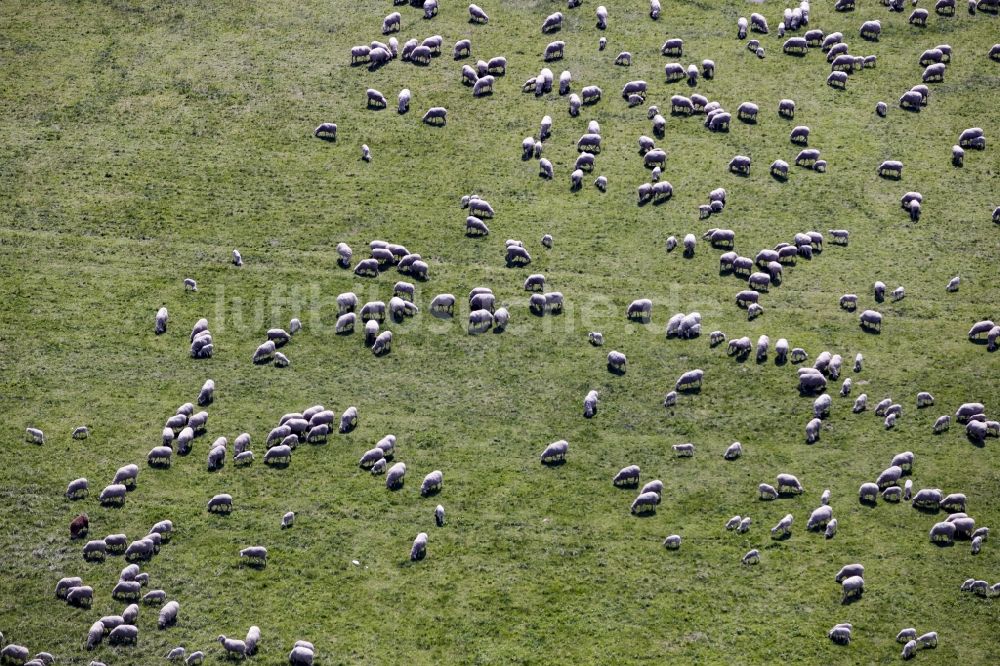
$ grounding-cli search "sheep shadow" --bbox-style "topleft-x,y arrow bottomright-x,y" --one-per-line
368,61 -> 389,72
912,504 -> 941,516
729,170 -> 750,178
771,172 -> 788,182
541,459 -> 566,468
683,248 -> 695,258
929,540 -> 955,548
253,357 -> 273,366
631,511 -> 657,519
335,328 -> 355,336
775,356 -> 788,367
607,364 -> 626,376
770,532 -> 791,542
264,461 -> 290,470
652,197 -> 672,206
841,593 -> 864,606
430,310 -> 453,320
676,386 -> 701,395
967,436 -> 986,448
859,326 -> 881,335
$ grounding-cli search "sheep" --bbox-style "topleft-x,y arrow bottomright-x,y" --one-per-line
487,56 -> 506,75
217,636 -> 247,659
771,513 -> 794,538
710,331 -> 727,347
593,4 -> 609,28
157,600 -> 179,629
742,549 -> 760,565
675,369 -> 704,391
940,493 -> 967,513
913,488 -> 944,509
800,371 -> 827,394
612,465 -> 640,488
724,442 -> 743,460
759,483 -> 779,500
841,575 -> 865,602
728,337 -> 752,357
208,493 -> 233,514
662,534 -> 682,550
672,443 -> 695,457
420,470 -> 443,496
828,624 -> 852,645
385,461 -> 407,489
289,645 -> 315,666
541,440 -> 569,464
916,632 -> 938,649
774,473 -> 803,495
729,155 -> 751,175
930,521 -> 957,544
422,107 -> 448,125
726,515 -> 742,530
630,491 -> 660,514
806,418 -> 823,444
99,483 -> 127,506
901,640 -> 918,659
606,350 -> 627,374
106,624 -> 139,647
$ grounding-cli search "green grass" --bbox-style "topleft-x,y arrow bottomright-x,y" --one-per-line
1,1 -> 999,664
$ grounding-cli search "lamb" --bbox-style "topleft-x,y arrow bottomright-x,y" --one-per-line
728,337 -> 752,357
771,513 -> 794,538
759,483 -> 779,500
724,442 -> 743,460
742,549 -> 760,565
673,443 -> 695,457
540,440 -> 569,464
588,332 -> 604,346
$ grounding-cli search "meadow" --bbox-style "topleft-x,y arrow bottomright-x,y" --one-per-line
0,0 -> 998,663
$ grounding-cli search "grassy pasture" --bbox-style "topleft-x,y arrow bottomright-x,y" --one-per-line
0,0 -> 999,664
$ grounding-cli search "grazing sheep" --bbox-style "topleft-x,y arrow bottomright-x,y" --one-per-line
541,440 -> 569,464
663,534 -> 681,550
724,442 -> 743,460
742,549 -> 760,565
759,483 -> 779,500
771,513 -> 794,538
588,332 -> 604,347
828,624 -> 852,645
157,600 -> 179,629
859,310 -> 882,332
420,470 -> 443,496
770,160 -> 789,179
386,462 -> 406,489
607,350 -> 627,373
630,491 -> 660,514
207,493 -> 233,514
675,369 -> 703,391
726,516 -> 742,530
728,155 -> 752,176
901,640 -> 918,660
434,504 -> 446,527
613,465 -> 640,487
468,4 -> 489,23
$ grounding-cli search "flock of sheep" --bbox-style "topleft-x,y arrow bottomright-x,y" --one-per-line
5,1 -> 1000,664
